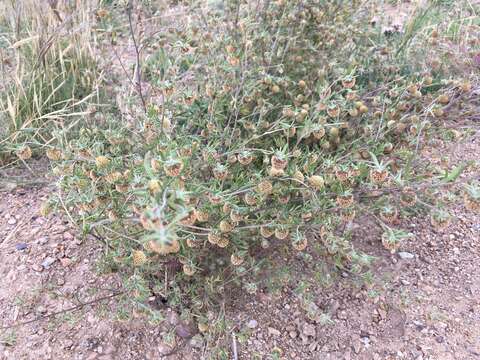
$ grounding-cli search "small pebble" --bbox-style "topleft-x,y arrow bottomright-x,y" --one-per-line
37,237 -> 49,245
175,323 -> 194,338
15,243 -> 28,251
352,339 -> 362,354
267,327 -> 281,337
32,264 -> 43,272
337,311 -> 348,320
436,335 -> 444,343
247,319 -> 258,329
398,252 -> 415,260
60,257 -> 72,267
302,323 -> 316,337
189,334 -> 204,349
41,257 -> 56,269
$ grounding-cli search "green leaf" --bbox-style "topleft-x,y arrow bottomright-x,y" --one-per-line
143,151 -> 154,177
442,162 -> 470,183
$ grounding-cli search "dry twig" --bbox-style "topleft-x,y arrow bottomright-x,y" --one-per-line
0,291 -> 124,330
126,0 -> 147,113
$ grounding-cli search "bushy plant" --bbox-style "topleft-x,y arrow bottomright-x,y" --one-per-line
46,0 -> 476,313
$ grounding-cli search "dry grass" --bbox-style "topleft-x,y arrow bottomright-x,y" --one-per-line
0,0 -> 102,159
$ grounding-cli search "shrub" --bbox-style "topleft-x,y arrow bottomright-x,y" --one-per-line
48,0 -> 475,313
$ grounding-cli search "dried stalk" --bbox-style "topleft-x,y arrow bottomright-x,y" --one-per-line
126,0 -> 147,113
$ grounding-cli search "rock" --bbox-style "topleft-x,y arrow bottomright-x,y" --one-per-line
36,305 -> 47,314
82,337 -> 100,350
289,331 -> 298,339
103,345 -> 116,355
421,256 -> 432,264
360,337 -> 370,347
328,300 -> 340,316
175,323 -> 195,338
285,325 -> 295,332
411,349 -> 423,359
302,323 -> 316,337
378,308 -> 387,319
267,327 -> 281,337
189,334 -> 204,349
32,264 -> 43,272
37,237 -> 49,245
337,310 -> 347,320
303,300 -> 320,319
166,310 -> 180,326
247,319 -> 258,329
41,257 -> 56,269
360,329 -> 370,338
157,343 -> 173,355
253,340 -> 263,348
7,218 -> 17,225
86,314 -> 97,324
98,356 -> 113,360
85,352 -> 98,360
60,258 -> 72,267
352,339 -> 362,354
63,339 -> 74,349
308,341 -> 318,352
398,252 -> 415,260
15,243 -> 28,251
435,335 -> 444,343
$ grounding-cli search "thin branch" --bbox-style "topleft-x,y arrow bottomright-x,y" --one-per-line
112,46 -> 140,95
126,0 -> 147,113
232,332 -> 239,360
1,291 -> 124,330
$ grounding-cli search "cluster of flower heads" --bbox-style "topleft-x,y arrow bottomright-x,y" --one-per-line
44,0 -> 478,281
